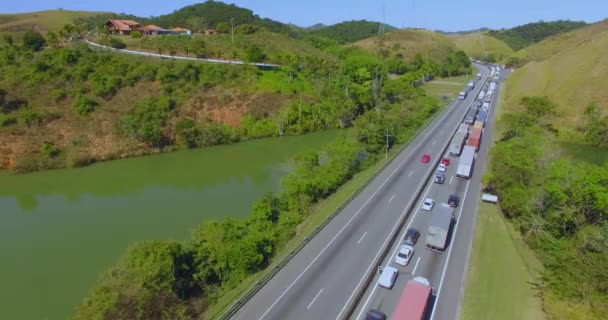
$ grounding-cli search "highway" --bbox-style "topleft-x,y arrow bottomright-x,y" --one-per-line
230,64 -> 491,320
351,68 -> 506,320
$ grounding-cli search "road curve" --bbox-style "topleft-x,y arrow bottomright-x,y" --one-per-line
230,65 -> 490,320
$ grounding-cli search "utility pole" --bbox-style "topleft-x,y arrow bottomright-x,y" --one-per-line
230,17 -> 234,45
385,128 -> 392,160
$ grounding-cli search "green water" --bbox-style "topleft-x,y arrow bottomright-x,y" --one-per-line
0,131 -> 339,320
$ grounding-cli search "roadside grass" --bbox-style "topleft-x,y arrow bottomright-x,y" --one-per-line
423,75 -> 471,101
449,32 -> 514,62
460,203 -> 546,320
256,71 -> 316,96
559,142 -> 608,165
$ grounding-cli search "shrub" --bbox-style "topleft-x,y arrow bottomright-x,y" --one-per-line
130,31 -> 142,39
41,142 -> 61,158
119,97 -> 175,147
23,30 -> 46,51
245,45 -> 267,63
72,94 -> 98,115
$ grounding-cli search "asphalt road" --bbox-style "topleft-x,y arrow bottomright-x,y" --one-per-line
231,65 -> 490,320
351,68 -> 506,320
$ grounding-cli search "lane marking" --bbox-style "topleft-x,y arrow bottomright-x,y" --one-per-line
449,176 -> 454,185
388,194 -> 396,203
357,232 -> 368,245
306,288 -> 324,310
430,165 -> 473,320
255,95 -> 461,320
408,170 -> 413,177
432,139 -> 436,146
412,257 -> 421,275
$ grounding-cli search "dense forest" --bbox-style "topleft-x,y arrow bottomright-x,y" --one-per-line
486,96 -> 608,318
488,20 -> 587,51
308,20 -> 396,44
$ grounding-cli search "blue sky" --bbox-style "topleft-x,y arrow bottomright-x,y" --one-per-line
1,0 -> 606,31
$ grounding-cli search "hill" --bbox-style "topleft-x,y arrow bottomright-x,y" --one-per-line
488,20 -> 587,51
353,29 -> 461,64
144,1 -> 296,35
500,19 -> 608,132
308,20 -> 395,44
0,10 -> 104,33
449,32 -> 514,62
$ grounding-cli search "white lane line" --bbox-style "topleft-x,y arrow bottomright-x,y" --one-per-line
412,257 -> 421,275
306,288 -> 324,310
353,163 -> 438,320
449,176 -> 454,185
256,97 -> 459,320
389,194 -> 396,203
430,177 -> 472,320
432,139 -> 436,146
357,232 -> 368,245
408,170 -> 414,177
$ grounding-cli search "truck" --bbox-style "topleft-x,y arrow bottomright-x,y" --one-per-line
468,127 -> 482,151
476,111 -> 488,126
477,91 -> 485,101
473,120 -> 484,130
464,108 -> 478,125
392,277 -> 432,320
449,131 -> 467,156
476,72 -> 482,80
457,145 -> 476,179
467,81 -> 475,91
426,204 -> 454,251
457,123 -> 470,137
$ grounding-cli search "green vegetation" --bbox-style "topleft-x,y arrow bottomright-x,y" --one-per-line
461,203 -> 545,320
0,10 -> 104,33
22,30 -> 46,51
449,32 -> 514,62
486,95 -> 608,319
488,20 -> 587,51
308,20 -> 395,44
422,75 -> 471,101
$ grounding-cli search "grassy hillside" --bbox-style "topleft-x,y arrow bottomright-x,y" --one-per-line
353,29 -> 457,63
0,10 -> 103,33
500,20 -> 608,134
307,20 -> 395,44
449,32 -> 514,62
488,20 -> 587,51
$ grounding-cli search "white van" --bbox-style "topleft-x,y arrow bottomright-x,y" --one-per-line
377,266 -> 398,289
458,91 -> 467,100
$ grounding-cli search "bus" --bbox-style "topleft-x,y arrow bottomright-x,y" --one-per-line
392,277 -> 432,320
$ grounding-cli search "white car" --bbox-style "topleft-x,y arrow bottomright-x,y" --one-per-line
482,102 -> 490,111
395,245 -> 414,266
437,163 -> 446,172
377,266 -> 399,289
421,198 -> 435,211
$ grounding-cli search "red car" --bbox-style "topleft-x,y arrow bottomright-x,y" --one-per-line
421,154 -> 431,163
441,158 -> 450,166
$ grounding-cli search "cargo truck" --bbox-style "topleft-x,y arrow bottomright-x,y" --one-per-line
457,145 -> 476,179
392,277 -> 432,320
449,131 -> 467,156
468,127 -> 482,151
473,120 -> 483,130
467,81 -> 475,91
458,123 -> 469,137
464,108 -> 478,125
476,111 -> 488,126
426,204 -> 454,251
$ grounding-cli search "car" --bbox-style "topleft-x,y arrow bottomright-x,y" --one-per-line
448,194 -> 460,207
421,154 -> 430,163
472,101 -> 482,110
404,228 -> 420,245
365,310 -> 387,320
434,172 -> 445,184
441,158 -> 450,166
377,266 -> 398,289
421,198 -> 435,211
395,245 -> 414,266
437,163 -> 447,172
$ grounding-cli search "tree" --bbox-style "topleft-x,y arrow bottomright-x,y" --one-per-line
186,17 -> 207,32
23,30 -> 46,51
245,45 -> 266,62
216,22 -> 230,34
2,34 -> 13,46
46,31 -> 60,48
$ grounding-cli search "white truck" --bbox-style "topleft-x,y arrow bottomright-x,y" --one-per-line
449,131 -> 467,156
426,204 -> 454,252
457,145 -> 476,179
458,123 -> 470,136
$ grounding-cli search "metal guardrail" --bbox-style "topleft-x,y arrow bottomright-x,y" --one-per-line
216,84 -> 464,320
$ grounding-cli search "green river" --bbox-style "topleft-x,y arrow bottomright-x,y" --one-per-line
0,131 -> 339,320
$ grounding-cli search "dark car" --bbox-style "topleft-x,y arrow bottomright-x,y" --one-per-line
448,194 -> 460,207
365,309 -> 387,320
404,228 -> 420,245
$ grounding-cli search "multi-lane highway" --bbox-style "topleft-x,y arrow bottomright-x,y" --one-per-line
351,68 -> 506,320
230,64 -> 491,320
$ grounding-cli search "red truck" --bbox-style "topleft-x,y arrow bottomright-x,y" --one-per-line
392,277 -> 432,320
467,127 -> 482,151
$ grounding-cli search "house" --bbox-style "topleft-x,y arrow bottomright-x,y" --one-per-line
106,20 -> 141,35
171,27 -> 192,35
141,25 -> 174,36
